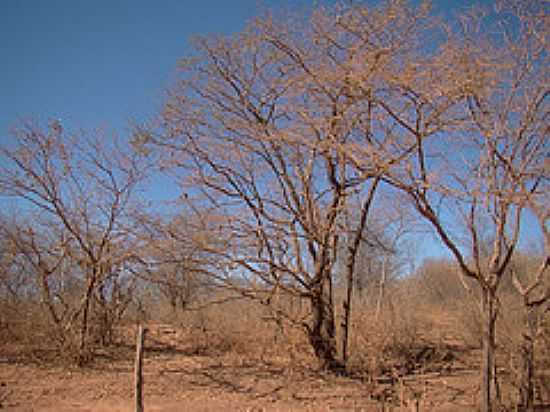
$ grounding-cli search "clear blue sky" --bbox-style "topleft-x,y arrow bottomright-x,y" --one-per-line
0,0 -> 335,142
0,0 -> 487,144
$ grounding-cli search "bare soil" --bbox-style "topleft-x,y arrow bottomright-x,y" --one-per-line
0,324 -> 485,412
0,356 -> 480,411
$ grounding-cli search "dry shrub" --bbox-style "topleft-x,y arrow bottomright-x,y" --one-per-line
495,291 -> 550,402
455,297 -> 484,349
412,259 -> 468,308
0,301 -> 20,345
447,287 -> 550,407
456,289 -> 549,363
497,293 -> 550,370
537,315 -> 550,369
155,296 -> 313,362
0,298 -> 136,365
347,297 -> 427,376
0,300 -> 75,363
0,302 -> 54,346
496,292 -> 524,350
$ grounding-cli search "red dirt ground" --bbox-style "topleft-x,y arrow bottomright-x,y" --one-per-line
0,324 -> 483,411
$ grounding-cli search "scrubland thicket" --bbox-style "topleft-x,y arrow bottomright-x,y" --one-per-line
0,1 -> 548,411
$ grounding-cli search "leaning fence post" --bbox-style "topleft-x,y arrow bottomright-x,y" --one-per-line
135,324 -> 146,412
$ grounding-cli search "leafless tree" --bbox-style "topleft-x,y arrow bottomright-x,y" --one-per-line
356,2 -> 548,410
135,0 -> 440,369
131,213 -> 218,316
510,110 -> 549,410
0,121 -> 150,364
0,216 -> 71,344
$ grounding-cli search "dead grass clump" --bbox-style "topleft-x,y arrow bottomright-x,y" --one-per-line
454,297 -> 484,349
537,316 -> 550,369
0,299 -> 138,367
0,302 -> 77,364
156,297 -> 312,362
347,306 -> 427,376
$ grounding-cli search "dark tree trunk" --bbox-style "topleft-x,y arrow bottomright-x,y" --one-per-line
78,294 -> 91,365
375,257 -> 387,320
481,287 -> 498,412
309,271 -> 339,370
95,284 -> 110,346
78,274 -> 97,365
341,271 -> 353,364
517,306 -> 537,411
341,178 -> 379,365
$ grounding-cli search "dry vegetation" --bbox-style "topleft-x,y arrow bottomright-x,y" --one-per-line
1,272 -> 549,411
0,0 -> 548,411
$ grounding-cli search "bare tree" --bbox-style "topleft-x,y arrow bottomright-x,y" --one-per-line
510,123 -> 549,411
356,3 -> 548,410
0,216 -> 72,345
464,4 -> 547,409
135,1 -> 439,369
0,121 -> 150,364
132,213 -> 217,316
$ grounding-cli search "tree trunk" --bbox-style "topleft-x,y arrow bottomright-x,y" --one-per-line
375,257 -> 387,321
134,324 -> 146,412
340,178 -> 379,365
78,296 -> 91,365
341,267 -> 353,364
95,284 -> 110,346
481,287 -> 498,412
78,275 -> 97,365
309,271 -> 339,370
517,306 -> 537,411
38,273 -> 65,344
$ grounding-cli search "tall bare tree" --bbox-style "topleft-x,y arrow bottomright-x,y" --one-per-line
353,2 -> 548,410
511,206 -> 549,410
0,121 -> 150,363
136,0 -> 439,369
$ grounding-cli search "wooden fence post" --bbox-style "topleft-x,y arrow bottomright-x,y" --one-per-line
135,324 -> 146,412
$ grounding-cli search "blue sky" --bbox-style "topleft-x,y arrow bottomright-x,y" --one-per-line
0,0 -> 324,141
0,0 -> 488,144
